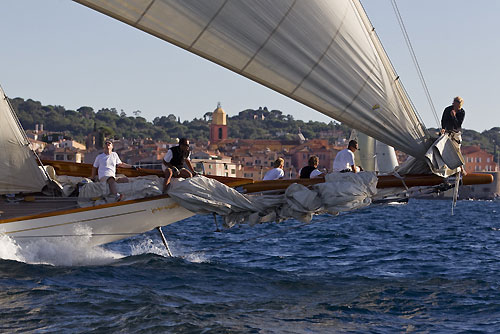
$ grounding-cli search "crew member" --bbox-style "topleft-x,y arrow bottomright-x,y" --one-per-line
332,140 -> 360,173
91,139 -> 137,201
263,158 -> 285,180
440,96 -> 467,175
162,138 -> 198,191
441,96 -> 465,134
299,155 -> 324,179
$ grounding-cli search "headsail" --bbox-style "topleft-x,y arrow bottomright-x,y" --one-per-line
74,0 -> 429,157
0,86 -> 47,194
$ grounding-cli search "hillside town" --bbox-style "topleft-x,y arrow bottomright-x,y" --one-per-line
25,104 -> 499,198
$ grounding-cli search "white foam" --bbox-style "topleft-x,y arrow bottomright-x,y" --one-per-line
129,237 -> 209,263
182,251 -> 209,263
0,233 -> 26,262
0,225 -> 124,266
1,225 -> 211,265
130,238 -> 172,257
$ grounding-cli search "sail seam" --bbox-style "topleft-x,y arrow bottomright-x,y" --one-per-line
290,4 -> 348,95
240,0 -> 297,74
189,0 -> 230,49
134,0 -> 155,26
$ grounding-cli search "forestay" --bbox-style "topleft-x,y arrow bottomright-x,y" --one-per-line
74,0 -> 430,158
0,86 -> 46,194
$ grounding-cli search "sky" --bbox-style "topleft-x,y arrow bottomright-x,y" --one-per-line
0,0 -> 498,132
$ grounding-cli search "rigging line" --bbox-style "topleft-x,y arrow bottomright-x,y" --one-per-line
12,232 -> 144,238
189,205 -> 386,256
355,0 -> 429,137
191,221 -> 317,255
390,0 -> 440,128
7,203 -> 390,240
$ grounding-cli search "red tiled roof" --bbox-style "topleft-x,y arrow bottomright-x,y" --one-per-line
461,145 -> 482,155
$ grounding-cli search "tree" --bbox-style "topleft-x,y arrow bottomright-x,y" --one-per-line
77,106 -> 94,119
203,111 -> 213,122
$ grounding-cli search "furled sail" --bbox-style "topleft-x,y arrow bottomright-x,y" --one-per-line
0,86 -> 47,194
74,0 -> 430,157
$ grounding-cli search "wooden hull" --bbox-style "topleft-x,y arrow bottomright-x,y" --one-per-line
0,195 -> 194,247
0,160 -> 254,247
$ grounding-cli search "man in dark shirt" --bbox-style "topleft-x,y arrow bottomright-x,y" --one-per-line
299,155 -> 324,179
162,138 -> 198,192
441,96 -> 465,134
440,96 -> 467,175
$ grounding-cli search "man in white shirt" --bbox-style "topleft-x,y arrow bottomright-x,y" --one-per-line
332,140 -> 359,173
91,139 -> 137,201
263,158 -> 285,180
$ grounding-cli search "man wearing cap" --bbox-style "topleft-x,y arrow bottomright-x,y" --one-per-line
162,138 -> 198,192
91,139 -> 137,201
332,140 -> 360,173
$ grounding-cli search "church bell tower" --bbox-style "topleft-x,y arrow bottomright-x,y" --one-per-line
210,102 -> 228,143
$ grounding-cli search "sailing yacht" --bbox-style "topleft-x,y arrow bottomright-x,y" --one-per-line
0,0 -> 493,247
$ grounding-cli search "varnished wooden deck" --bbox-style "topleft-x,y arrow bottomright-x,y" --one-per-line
0,197 -> 80,221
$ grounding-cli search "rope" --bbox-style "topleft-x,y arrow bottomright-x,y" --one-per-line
391,171 -> 409,191
451,171 -> 461,216
390,0 -> 440,128
12,232 -> 142,238
9,206 -> 387,255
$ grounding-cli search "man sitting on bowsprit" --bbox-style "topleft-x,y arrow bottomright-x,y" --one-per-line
162,138 -> 198,192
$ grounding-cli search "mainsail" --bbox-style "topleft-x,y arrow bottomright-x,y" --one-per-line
74,0 -> 430,158
0,86 -> 46,194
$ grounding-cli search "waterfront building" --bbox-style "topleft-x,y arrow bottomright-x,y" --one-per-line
191,151 -> 241,177
461,145 -> 498,173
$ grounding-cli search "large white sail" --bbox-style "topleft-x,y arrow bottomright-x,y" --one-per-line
74,0 -> 430,157
0,87 -> 46,194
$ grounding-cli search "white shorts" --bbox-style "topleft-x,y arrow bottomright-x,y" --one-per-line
99,176 -> 115,183
162,165 -> 187,173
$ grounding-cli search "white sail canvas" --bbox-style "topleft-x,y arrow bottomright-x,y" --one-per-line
74,0 -> 430,158
0,87 -> 46,194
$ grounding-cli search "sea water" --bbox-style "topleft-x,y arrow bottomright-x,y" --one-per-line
1,199 -> 500,333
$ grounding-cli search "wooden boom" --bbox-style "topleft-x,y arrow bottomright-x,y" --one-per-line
41,160 -> 254,188
42,160 -> 493,194
241,173 -> 493,194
